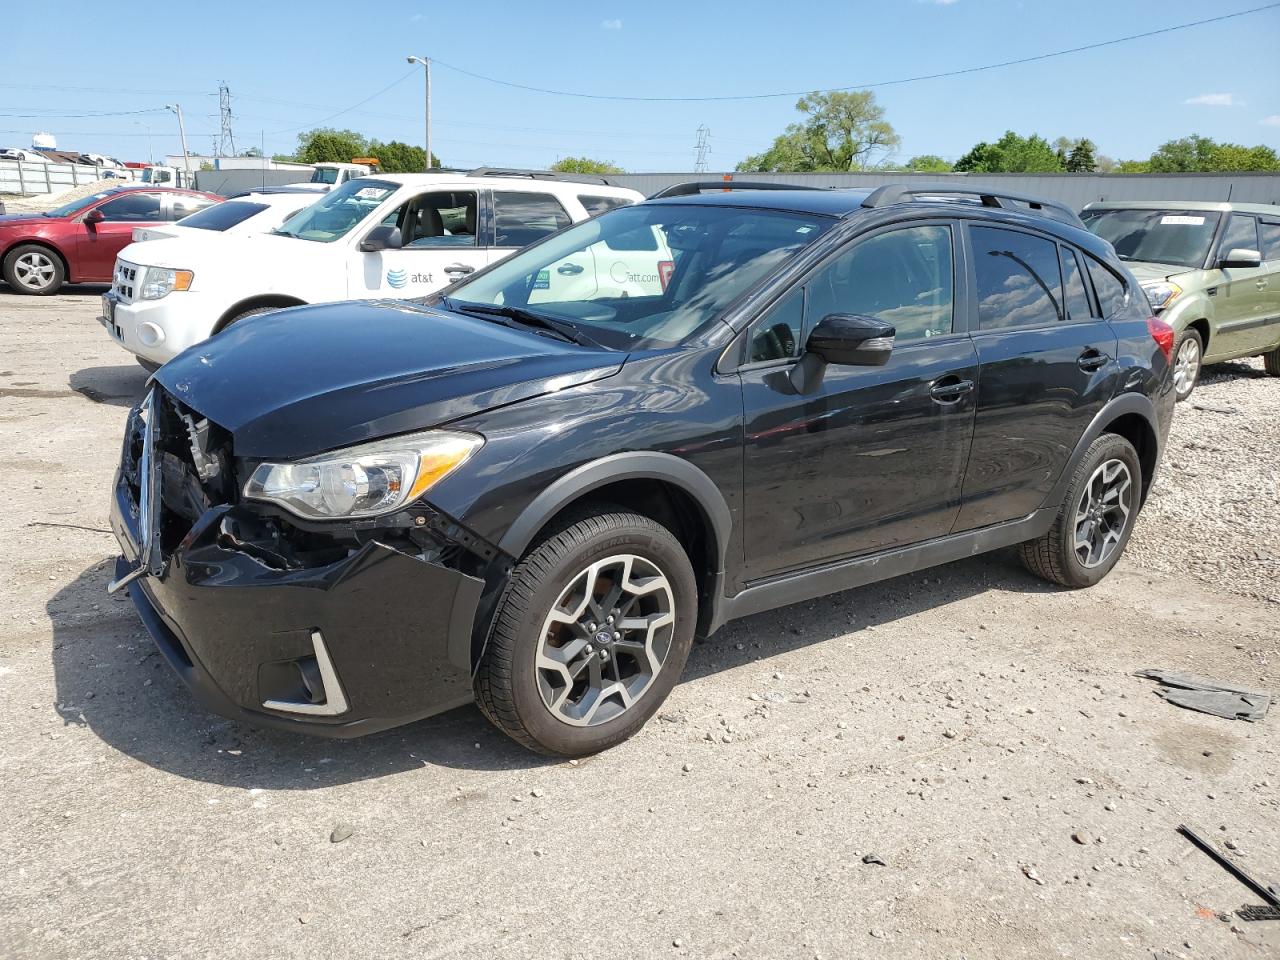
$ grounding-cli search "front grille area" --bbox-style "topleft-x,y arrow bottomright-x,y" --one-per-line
113,261 -> 139,303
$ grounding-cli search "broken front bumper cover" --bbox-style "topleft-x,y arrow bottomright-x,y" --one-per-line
109,473 -> 486,738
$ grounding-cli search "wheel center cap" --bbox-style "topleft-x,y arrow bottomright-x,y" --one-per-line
594,630 -> 613,646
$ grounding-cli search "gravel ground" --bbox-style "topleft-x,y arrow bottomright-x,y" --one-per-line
3,179 -> 128,213
1,291 -> 1278,960
1129,356 -> 1280,602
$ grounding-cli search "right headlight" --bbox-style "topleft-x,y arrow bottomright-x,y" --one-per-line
139,266 -> 194,300
244,430 -> 483,521
1140,280 -> 1182,312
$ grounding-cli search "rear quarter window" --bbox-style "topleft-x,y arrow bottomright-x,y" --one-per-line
579,195 -> 633,217
177,201 -> 266,231
1085,257 -> 1129,318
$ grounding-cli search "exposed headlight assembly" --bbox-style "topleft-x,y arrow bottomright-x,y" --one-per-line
1140,280 -> 1182,312
244,431 -> 483,520
140,266 -> 194,300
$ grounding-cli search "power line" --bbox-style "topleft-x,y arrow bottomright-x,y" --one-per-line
426,3 -> 1280,103
267,69 -> 418,135
0,107 -> 169,119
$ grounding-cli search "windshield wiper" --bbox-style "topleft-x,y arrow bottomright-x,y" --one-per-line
445,300 -> 601,348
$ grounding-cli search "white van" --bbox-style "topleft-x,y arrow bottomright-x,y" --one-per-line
101,171 -> 643,369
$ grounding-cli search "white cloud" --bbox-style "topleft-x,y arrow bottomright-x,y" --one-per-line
1184,93 -> 1237,107
410,12 -> 424,20
601,18 -> 623,30
920,0 -> 960,5
1261,115 -> 1280,127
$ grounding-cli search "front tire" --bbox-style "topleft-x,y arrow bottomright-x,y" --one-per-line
1019,433 -> 1142,589
1171,328 -> 1203,402
475,509 -> 697,757
2,244 -> 65,295
217,305 -> 280,333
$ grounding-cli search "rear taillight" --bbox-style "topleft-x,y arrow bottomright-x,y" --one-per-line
1147,316 -> 1175,363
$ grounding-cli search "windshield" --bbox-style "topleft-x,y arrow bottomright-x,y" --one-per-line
273,179 -> 397,242
177,200 -> 268,231
445,203 -> 833,350
310,167 -> 341,184
1082,208 -> 1222,269
45,192 -> 113,218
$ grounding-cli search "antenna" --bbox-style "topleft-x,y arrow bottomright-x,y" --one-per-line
217,81 -> 236,156
694,124 -> 710,173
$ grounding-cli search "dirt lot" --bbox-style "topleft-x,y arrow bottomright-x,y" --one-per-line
2,289 -> 1278,960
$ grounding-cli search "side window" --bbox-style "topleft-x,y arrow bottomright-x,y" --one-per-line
748,288 -> 804,363
170,196 -> 215,221
494,191 -> 571,247
1259,221 -> 1280,261
602,223 -> 658,252
579,195 -> 633,217
391,191 -> 478,248
96,193 -> 163,222
1085,258 -> 1128,318
1219,214 -> 1260,257
1060,246 -> 1094,323
805,225 -> 954,342
971,225 -> 1062,330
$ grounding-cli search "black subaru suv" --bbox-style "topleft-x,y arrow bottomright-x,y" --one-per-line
109,182 -> 1175,757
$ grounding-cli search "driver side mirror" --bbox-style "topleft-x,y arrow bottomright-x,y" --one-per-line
83,208 -> 105,227
1218,247 -> 1262,269
359,225 -> 402,252
807,314 -> 896,367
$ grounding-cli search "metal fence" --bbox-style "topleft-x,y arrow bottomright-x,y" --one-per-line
0,158 -> 147,196
611,171 -> 1280,207
192,168 -> 316,197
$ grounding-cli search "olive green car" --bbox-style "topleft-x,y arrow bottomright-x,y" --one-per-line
1081,201 -> 1280,400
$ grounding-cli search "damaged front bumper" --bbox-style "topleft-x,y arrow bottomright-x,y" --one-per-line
108,462 -> 492,739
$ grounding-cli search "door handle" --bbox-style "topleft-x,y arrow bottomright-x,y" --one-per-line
557,262 -> 584,276
443,263 -> 475,276
1077,350 -> 1110,372
929,377 -> 974,403
1256,278 -> 1269,290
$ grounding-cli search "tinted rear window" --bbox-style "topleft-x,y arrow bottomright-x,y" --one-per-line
579,195 -> 633,217
1085,257 -> 1129,318
177,201 -> 266,231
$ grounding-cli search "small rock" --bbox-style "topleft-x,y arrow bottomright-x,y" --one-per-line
943,729 -> 958,740
682,762 -> 693,773
673,938 -> 683,948
530,789 -> 544,798
1021,864 -> 1044,885
299,913 -> 313,925
1072,830 -> 1092,845
869,928 -> 887,940
330,823 -> 354,843
1104,802 -> 1116,812
861,853 -> 885,866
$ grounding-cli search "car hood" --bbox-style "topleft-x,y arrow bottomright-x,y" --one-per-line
155,299 -> 625,458
1122,261 -> 1200,284
118,232 -> 240,268
0,213 -> 49,227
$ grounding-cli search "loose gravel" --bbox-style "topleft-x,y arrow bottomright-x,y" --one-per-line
1130,356 -> 1280,603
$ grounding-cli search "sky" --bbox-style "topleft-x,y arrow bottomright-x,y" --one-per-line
4,0 -> 1279,171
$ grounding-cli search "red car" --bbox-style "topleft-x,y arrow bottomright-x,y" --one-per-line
0,186 -> 221,296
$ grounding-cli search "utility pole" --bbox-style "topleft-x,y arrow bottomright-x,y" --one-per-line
135,121 -> 153,165
166,103 -> 191,183
217,82 -> 236,156
694,124 -> 710,173
406,56 -> 432,171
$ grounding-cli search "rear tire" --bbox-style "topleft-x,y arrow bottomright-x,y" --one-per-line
2,244 -> 65,295
1019,433 -> 1142,589
1264,344 -> 1280,377
1171,328 -> 1203,402
475,508 -> 697,757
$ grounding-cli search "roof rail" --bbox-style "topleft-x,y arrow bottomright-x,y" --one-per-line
649,180 -> 824,199
467,167 -> 619,186
860,183 -> 1085,229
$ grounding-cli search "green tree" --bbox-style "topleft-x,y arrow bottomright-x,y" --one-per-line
736,90 -> 900,172
293,128 -> 369,164
1146,135 -> 1280,172
954,131 -> 1064,173
551,156 -> 625,175
1066,139 -> 1097,173
903,154 -> 953,173
367,139 -> 441,172
1114,158 -> 1152,174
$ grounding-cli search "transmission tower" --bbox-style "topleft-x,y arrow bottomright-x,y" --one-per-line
217,82 -> 236,157
694,125 -> 710,172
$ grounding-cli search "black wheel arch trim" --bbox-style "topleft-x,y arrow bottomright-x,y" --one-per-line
495,451 -> 733,573
1044,391 -> 1160,510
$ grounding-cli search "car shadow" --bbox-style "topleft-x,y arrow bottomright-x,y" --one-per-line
69,364 -> 150,407
1201,358 -> 1268,387
49,548 -> 1057,789
0,283 -> 109,297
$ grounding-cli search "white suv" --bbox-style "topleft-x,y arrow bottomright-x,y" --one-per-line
101,171 -> 643,369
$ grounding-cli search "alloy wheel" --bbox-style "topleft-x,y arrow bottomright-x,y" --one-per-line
1074,459 -> 1133,568
13,251 -> 56,291
535,554 -> 676,727
1173,336 -> 1200,396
